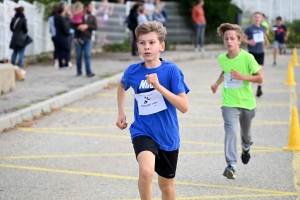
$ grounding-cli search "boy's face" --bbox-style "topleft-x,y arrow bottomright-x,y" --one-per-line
137,32 -> 165,61
276,19 -> 282,26
253,13 -> 262,25
223,30 -> 241,51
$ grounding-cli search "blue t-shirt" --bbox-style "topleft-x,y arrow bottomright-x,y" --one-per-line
121,59 -> 190,151
244,24 -> 266,54
273,24 -> 287,43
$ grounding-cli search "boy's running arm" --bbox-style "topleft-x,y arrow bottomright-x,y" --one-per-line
146,74 -> 188,113
116,82 -> 128,130
231,69 -> 263,84
264,33 -> 269,45
211,71 -> 224,93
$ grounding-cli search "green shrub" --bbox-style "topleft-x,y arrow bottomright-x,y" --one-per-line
102,37 -> 131,53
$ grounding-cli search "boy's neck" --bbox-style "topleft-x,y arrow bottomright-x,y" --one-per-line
144,58 -> 162,69
227,48 -> 240,59
254,23 -> 261,27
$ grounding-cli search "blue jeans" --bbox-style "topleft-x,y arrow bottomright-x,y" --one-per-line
194,23 -> 206,48
75,39 -> 92,75
11,47 -> 26,68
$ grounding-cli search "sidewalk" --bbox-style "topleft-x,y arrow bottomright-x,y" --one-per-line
0,50 -> 224,131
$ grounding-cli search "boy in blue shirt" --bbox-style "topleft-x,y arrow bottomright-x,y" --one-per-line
116,21 -> 189,200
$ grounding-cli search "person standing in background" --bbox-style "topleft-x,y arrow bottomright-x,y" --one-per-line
74,1 -> 97,77
127,3 -> 140,56
9,6 -> 32,73
192,0 -> 206,52
48,5 -> 59,68
261,13 -> 269,35
137,6 -> 148,25
54,2 -> 71,69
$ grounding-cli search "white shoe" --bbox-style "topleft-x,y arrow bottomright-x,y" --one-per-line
20,68 -> 26,75
68,61 -> 73,68
200,47 -> 205,52
194,48 -> 199,52
54,62 -> 59,69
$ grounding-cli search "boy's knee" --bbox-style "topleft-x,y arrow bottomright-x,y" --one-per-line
159,183 -> 175,195
139,166 -> 154,182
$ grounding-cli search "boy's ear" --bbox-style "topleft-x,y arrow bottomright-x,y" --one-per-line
160,41 -> 165,52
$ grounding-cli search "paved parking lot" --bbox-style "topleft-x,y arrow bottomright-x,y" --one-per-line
0,53 -> 299,199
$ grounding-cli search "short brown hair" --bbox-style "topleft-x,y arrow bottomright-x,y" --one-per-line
135,21 -> 167,43
253,11 -> 262,16
217,23 -> 243,39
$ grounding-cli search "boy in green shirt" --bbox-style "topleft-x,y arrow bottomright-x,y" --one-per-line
211,23 -> 263,179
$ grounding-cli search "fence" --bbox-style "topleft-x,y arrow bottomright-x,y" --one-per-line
232,0 -> 300,26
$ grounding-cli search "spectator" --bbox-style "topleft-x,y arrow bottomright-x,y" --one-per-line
192,0 -> 206,52
154,0 -> 167,21
144,0 -> 155,20
153,5 -> 166,27
128,3 -> 140,56
137,6 -> 148,25
54,2 -> 71,69
48,5 -> 59,68
74,1 -> 97,77
9,6 -> 32,73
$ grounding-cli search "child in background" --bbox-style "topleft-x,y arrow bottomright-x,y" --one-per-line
137,6 -> 148,25
71,1 -> 84,45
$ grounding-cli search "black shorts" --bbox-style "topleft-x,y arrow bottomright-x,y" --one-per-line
249,52 -> 264,65
132,136 -> 179,179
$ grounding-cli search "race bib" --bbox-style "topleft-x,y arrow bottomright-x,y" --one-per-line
253,32 -> 264,43
133,90 -> 167,115
224,74 -> 244,89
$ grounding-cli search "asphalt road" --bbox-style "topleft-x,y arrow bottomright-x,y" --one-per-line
0,51 -> 299,200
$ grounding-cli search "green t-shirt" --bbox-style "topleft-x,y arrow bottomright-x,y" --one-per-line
261,21 -> 269,29
218,49 -> 261,110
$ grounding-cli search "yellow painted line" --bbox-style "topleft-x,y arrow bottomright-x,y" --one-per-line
125,193 -> 297,200
0,164 -> 295,195
18,129 -> 280,150
0,149 -> 283,160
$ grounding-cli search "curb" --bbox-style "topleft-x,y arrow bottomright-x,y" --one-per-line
0,51 -> 223,133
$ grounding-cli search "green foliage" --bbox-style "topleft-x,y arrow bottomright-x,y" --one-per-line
285,20 -> 300,45
102,37 -> 131,53
177,0 -> 238,42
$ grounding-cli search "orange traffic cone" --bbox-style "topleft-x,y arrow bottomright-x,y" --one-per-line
285,62 -> 296,86
283,107 -> 300,150
292,48 -> 299,67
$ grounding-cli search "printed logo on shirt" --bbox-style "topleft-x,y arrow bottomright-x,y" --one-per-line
139,80 -> 153,89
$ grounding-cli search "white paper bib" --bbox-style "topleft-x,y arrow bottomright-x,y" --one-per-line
253,32 -> 264,43
133,90 -> 167,115
224,74 -> 245,89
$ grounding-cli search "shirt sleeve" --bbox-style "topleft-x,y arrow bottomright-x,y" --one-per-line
170,65 -> 190,95
248,54 -> 261,74
244,27 -> 250,38
283,25 -> 287,32
121,68 -> 130,91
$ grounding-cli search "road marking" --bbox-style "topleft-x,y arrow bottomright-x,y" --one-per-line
18,129 -> 280,150
61,108 -> 289,125
0,164 -> 295,195
124,192 -> 296,200
0,149 -> 283,160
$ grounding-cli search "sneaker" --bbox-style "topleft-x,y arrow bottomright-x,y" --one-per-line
54,62 -> 59,69
241,148 -> 251,164
223,165 -> 236,179
20,68 -> 26,75
87,73 -> 95,77
194,48 -> 199,52
273,62 -> 276,67
256,85 -> 263,97
68,62 -> 73,68
200,47 -> 205,52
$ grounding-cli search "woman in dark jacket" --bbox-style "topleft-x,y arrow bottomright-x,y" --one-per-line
54,2 -> 71,68
9,6 -> 32,68
128,4 -> 140,56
